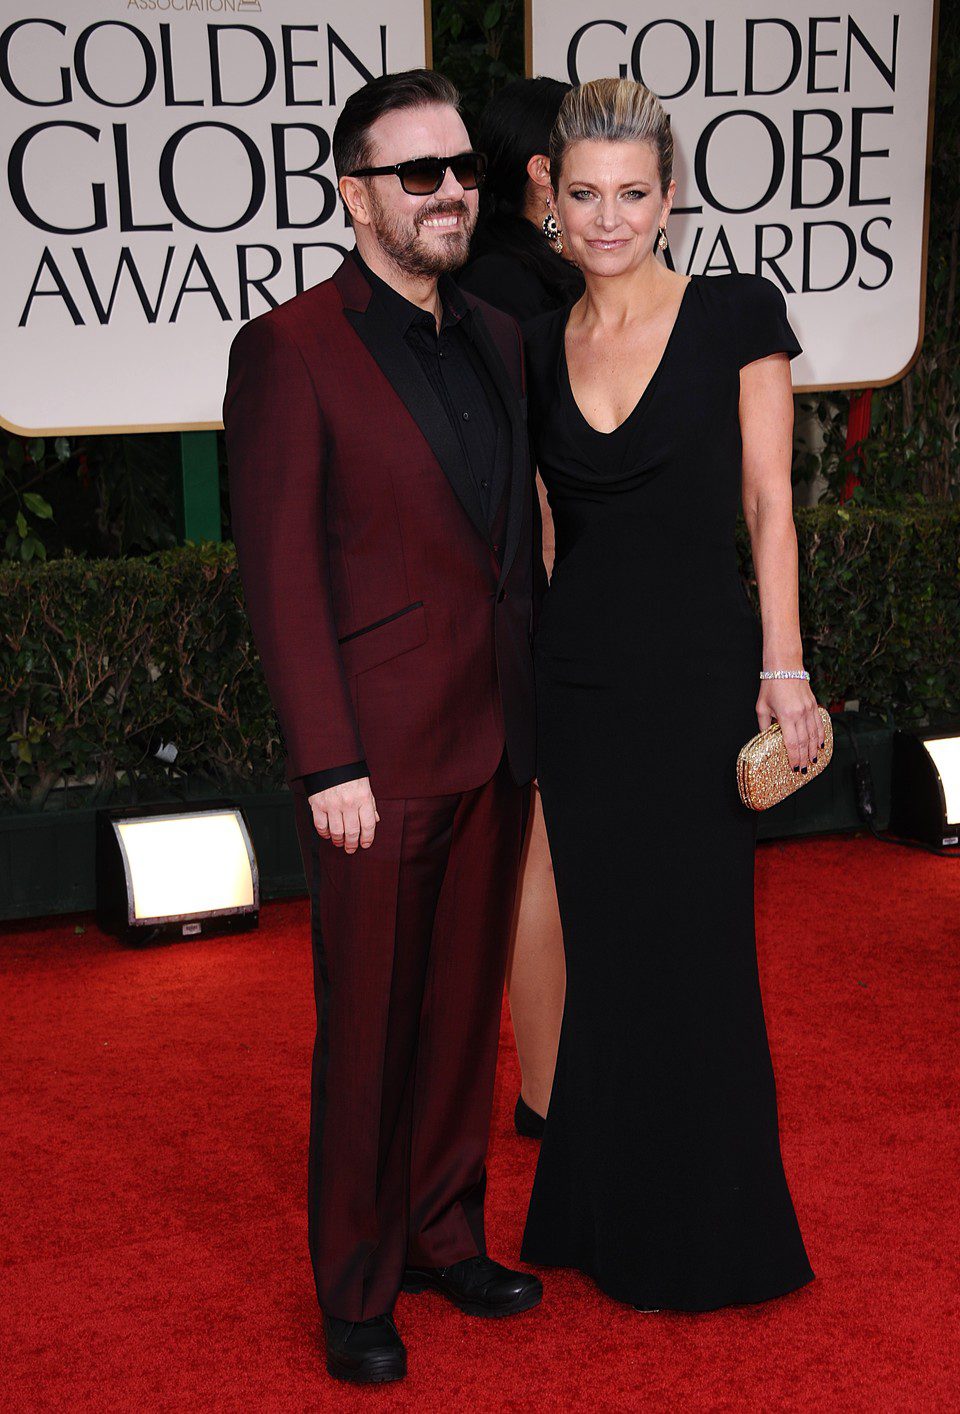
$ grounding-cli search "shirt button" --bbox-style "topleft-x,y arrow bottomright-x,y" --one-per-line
462,411 -> 470,421
481,479 -> 489,489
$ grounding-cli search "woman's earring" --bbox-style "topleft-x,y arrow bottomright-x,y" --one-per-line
658,226 -> 669,252
542,202 -> 564,256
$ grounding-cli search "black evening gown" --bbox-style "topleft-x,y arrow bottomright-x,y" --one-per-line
519,273 -> 815,1311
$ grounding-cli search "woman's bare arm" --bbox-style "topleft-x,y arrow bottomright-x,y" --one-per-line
739,353 -> 824,770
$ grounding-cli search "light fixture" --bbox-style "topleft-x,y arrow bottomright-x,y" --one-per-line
889,729 -> 960,849
96,801 -> 259,942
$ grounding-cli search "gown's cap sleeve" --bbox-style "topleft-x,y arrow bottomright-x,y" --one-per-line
736,276 -> 802,368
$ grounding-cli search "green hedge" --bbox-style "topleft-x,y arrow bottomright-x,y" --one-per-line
0,544 -> 282,811
2,508 -> 958,812
757,506 -> 960,723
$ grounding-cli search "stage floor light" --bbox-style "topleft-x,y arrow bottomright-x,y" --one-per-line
96,802 -> 259,942
889,729 -> 960,849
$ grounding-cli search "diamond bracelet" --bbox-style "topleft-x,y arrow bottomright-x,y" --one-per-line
759,669 -> 810,681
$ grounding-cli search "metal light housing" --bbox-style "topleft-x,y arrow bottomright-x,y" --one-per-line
96,801 -> 259,942
889,729 -> 960,849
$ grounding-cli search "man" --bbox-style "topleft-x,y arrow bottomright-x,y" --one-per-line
223,69 -> 543,1386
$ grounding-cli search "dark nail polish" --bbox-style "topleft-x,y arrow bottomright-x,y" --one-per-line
801,766 -> 808,775
813,756 -> 818,764
792,766 -> 800,773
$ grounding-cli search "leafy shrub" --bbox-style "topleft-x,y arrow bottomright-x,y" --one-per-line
738,506 -> 960,721
2,510 -> 958,812
433,0 -> 524,125
0,431 -> 183,563
0,546 -> 282,811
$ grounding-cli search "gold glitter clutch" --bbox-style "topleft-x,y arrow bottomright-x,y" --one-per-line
737,706 -> 833,810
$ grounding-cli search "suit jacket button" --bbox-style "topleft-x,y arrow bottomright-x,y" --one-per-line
497,588 -> 507,603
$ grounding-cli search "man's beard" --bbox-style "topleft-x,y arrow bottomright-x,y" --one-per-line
368,191 -> 475,278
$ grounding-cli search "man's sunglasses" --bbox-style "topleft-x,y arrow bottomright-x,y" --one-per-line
348,151 -> 487,196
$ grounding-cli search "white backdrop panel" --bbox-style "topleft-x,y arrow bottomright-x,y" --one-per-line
0,0 -> 427,431
529,2 -> 937,389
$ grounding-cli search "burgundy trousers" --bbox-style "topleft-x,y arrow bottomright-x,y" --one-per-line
294,752 -> 529,1321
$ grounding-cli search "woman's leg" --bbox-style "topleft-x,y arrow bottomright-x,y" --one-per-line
505,786 -> 565,1119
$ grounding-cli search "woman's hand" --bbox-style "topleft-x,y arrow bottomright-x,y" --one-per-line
756,678 -> 824,771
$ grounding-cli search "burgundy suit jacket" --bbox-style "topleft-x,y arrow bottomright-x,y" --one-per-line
222,254 -> 539,800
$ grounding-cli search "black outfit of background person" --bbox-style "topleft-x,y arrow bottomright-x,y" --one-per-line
459,216 -> 583,321
457,77 -> 584,1145
458,77 -> 584,320
519,273 -> 815,1311
298,248 -> 513,799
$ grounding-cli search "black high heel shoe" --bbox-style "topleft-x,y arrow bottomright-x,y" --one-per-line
514,1094 -> 546,1139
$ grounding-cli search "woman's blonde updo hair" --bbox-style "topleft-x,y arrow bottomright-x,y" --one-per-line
549,78 -> 674,194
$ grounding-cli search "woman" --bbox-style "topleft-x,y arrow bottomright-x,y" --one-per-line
460,79 -> 584,1138
520,78 -> 817,1310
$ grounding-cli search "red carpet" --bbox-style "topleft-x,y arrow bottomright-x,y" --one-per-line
1,833 -> 958,1412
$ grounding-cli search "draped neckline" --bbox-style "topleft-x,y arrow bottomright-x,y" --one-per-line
559,277 -> 695,437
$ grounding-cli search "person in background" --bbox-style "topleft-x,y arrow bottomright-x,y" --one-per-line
461,77 -> 584,320
459,78 -> 584,1140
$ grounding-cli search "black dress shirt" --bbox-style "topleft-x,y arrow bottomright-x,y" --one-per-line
350,249 -> 511,524
299,249 -> 513,798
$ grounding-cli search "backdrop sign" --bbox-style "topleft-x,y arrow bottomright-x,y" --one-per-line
529,1 -> 938,389
0,1 -> 428,432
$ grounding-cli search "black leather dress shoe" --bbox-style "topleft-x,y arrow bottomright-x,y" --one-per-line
514,1094 -> 546,1139
322,1313 -> 406,1384
402,1255 -> 542,1317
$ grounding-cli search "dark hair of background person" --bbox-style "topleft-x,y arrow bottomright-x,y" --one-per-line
460,77 -> 585,318
332,68 -> 461,180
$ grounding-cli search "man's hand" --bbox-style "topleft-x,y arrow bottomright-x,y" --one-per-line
309,776 -> 379,853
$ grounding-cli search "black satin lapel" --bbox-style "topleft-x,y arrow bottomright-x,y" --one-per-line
344,307 -> 488,542
463,308 -> 529,588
